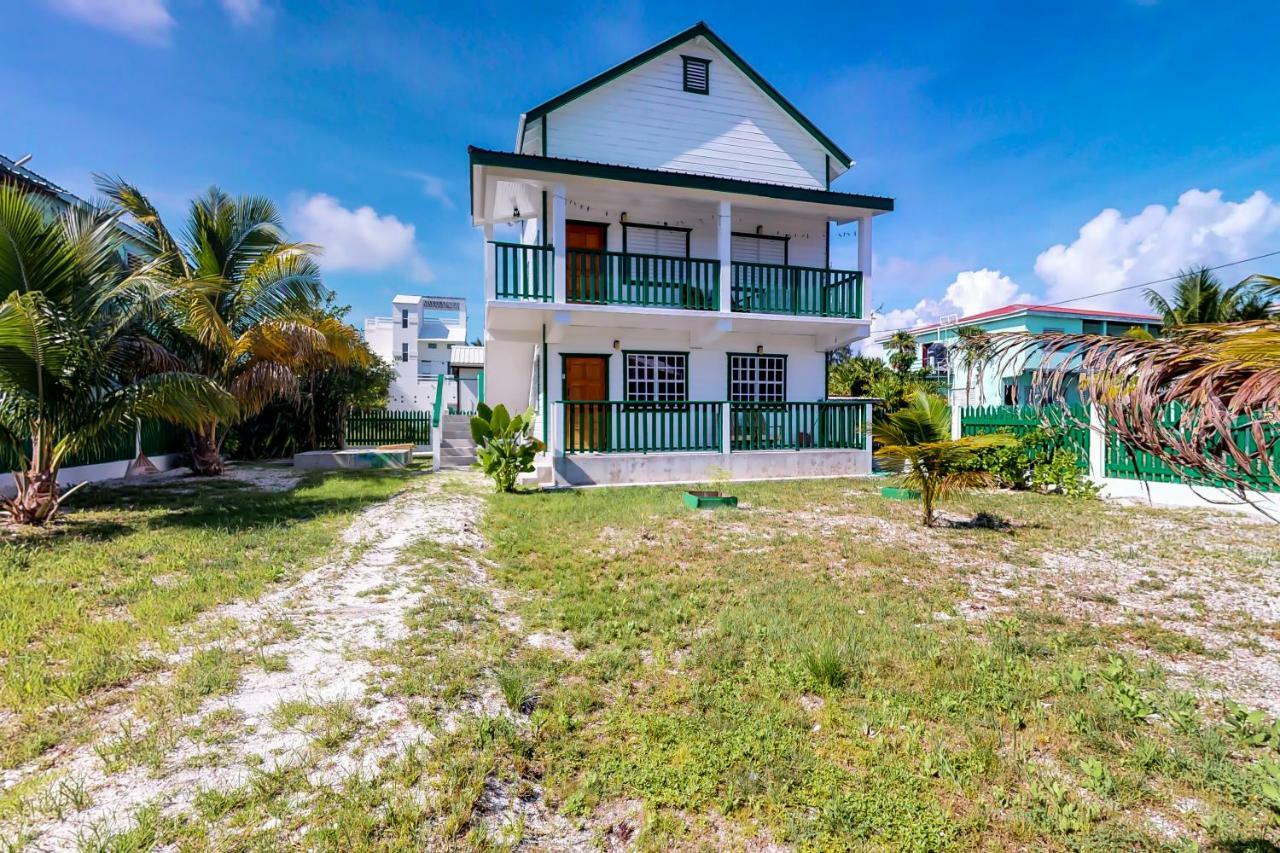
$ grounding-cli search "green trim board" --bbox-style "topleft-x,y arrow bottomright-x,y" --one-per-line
470,147 -> 893,212
518,22 -> 853,168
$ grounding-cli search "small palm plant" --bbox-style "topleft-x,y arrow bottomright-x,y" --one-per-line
874,392 -> 1016,526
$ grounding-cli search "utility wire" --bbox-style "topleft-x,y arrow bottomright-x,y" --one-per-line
868,247 -> 1280,340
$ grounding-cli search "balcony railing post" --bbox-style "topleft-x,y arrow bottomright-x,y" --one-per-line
721,401 -> 732,455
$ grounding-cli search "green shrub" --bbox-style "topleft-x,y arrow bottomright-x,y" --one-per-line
959,425 -> 1097,498
470,403 -> 543,492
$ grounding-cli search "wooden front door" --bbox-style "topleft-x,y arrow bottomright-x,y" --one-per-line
566,222 -> 607,302
563,355 -> 608,451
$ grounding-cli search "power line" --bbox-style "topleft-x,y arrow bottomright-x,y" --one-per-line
868,248 -> 1280,341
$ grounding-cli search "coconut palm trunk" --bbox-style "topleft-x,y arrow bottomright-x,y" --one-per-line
191,422 -> 224,476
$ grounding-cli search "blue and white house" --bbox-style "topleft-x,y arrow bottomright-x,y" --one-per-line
470,22 -> 892,486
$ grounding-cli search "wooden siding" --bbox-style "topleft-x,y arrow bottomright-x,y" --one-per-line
545,44 -> 830,189
520,116 -> 543,155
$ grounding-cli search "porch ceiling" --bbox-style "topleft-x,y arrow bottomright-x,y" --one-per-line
469,148 -> 893,226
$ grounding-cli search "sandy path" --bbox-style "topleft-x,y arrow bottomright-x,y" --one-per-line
2,471 -> 494,849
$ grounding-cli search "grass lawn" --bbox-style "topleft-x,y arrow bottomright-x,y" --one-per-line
478,478 -> 1280,849
0,466 -> 418,771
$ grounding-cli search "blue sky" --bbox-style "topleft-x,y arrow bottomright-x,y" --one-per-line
5,1 -> 1280,342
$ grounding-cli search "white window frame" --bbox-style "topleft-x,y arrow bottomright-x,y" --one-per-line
625,352 -> 688,402
729,354 -> 786,402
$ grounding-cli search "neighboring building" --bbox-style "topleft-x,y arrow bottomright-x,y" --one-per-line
364,295 -> 483,412
905,304 -> 1162,408
470,22 -> 890,486
1,153 -> 152,255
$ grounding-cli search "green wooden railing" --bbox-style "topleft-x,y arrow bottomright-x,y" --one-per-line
960,404 -> 1090,468
346,410 -> 432,447
492,242 -> 553,301
731,262 -> 862,318
566,250 -> 718,309
563,401 -> 723,454
730,401 -> 868,451
431,373 -> 445,428
1104,406 -> 1280,492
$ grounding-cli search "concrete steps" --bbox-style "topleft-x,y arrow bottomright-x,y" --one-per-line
437,415 -> 477,469
515,455 -> 554,489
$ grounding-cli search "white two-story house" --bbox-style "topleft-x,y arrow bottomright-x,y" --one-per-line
364,294 -> 483,413
471,22 -> 893,486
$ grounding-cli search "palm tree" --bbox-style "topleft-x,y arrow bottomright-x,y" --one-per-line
873,392 -> 1016,526
952,326 -> 993,408
98,178 -> 368,474
0,187 -> 235,523
1145,267 -> 1272,325
884,330 -> 918,378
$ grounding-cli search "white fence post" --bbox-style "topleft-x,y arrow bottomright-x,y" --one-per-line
1088,404 -> 1106,483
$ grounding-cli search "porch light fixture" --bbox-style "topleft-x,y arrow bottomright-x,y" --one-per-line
620,212 -> 627,223
756,345 -> 764,354
613,339 -> 620,350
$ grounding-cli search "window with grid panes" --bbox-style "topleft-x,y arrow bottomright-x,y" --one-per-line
728,354 -> 785,402
625,353 -> 687,401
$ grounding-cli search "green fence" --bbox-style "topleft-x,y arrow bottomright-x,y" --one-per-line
346,410 -> 432,447
1104,407 -> 1280,492
960,404 -> 1280,492
0,419 -> 190,473
960,405 -> 1090,468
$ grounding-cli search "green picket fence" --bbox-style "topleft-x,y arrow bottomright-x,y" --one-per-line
960,404 -> 1090,468
346,410 -> 432,447
1104,406 -> 1280,492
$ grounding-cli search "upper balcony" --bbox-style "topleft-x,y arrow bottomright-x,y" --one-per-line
489,242 -> 862,318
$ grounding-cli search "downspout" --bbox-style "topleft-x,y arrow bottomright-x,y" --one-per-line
541,323 -> 548,445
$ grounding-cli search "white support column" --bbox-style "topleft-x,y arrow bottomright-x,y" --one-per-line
721,402 -> 732,456
857,215 -> 873,318
551,184 -> 567,304
483,223 -> 495,302
1088,403 -> 1106,483
551,401 -> 566,458
716,200 -> 732,313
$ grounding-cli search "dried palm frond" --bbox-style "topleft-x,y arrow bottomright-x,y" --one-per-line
990,320 -> 1280,491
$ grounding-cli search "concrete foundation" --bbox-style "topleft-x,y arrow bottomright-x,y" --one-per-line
1098,477 -> 1279,520
554,449 -> 871,487
294,448 -> 413,470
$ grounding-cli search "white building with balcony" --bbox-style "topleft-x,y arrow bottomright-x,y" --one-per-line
364,294 -> 483,413
471,22 -> 892,486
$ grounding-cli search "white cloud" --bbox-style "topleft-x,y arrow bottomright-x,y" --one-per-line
403,172 -> 455,209
48,0 -> 174,44
291,193 -> 433,282
862,268 -> 1031,357
1035,189 -> 1280,312
218,0 -> 268,25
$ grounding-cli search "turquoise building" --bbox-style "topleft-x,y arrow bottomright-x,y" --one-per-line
905,304 -> 1161,408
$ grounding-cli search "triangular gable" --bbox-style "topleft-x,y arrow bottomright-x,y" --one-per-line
518,22 -> 852,177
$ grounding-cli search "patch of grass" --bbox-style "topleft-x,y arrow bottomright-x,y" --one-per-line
480,477 -> 1280,849
0,468 -> 418,768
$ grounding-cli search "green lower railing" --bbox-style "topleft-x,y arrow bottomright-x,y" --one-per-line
560,400 -> 869,454
731,262 -> 862,318
566,250 -> 718,309
492,242 -> 553,301
346,410 -> 432,446
729,401 -> 868,451
563,401 -> 723,454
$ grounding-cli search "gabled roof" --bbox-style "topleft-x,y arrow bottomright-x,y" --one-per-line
907,303 -> 1162,336
518,21 -> 853,170
1,154 -> 153,246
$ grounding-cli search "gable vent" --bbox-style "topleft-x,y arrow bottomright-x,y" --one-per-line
681,55 -> 710,95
